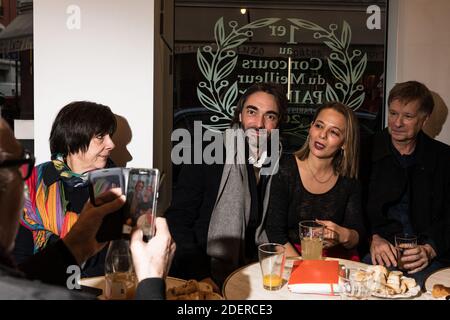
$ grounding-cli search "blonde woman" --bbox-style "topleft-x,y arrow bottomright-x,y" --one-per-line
266,102 -> 365,260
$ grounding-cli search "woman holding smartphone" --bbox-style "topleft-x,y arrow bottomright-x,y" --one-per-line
266,102 -> 365,260
13,101 -> 117,277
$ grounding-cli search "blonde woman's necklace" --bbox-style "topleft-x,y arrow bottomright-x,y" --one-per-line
306,158 -> 334,184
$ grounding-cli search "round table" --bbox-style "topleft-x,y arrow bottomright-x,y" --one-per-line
222,257 -> 430,300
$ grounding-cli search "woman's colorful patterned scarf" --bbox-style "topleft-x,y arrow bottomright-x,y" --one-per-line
20,154 -> 89,253
51,153 -> 89,187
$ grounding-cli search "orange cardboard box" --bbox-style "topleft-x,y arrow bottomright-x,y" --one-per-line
287,260 -> 340,294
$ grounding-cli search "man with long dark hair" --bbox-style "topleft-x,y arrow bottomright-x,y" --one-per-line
166,83 -> 288,288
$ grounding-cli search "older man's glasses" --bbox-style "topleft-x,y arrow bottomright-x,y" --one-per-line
0,150 -> 35,180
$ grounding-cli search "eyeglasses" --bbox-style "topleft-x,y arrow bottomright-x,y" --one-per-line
0,149 -> 35,180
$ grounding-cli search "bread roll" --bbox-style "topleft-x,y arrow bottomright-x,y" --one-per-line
167,280 -> 199,298
176,291 -> 202,300
432,284 -> 450,298
354,270 -> 370,281
167,279 -> 224,300
367,265 -> 388,282
204,292 -> 223,300
386,273 -> 402,294
198,282 -> 213,293
385,286 -> 396,295
399,279 -> 408,294
365,268 -> 418,296
401,276 -> 417,290
366,265 -> 388,292
389,270 -> 403,277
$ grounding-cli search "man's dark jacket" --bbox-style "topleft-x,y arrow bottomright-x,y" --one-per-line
165,162 -> 224,280
364,128 -> 450,263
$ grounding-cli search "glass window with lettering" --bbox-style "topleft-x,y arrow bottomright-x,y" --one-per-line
174,0 -> 387,154
0,0 -> 33,152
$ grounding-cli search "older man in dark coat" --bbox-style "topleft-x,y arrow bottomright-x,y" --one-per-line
363,81 -> 450,286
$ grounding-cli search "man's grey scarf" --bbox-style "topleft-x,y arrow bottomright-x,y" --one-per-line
206,127 -> 280,284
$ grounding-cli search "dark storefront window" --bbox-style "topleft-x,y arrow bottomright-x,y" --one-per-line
174,0 -> 387,160
0,0 -> 33,152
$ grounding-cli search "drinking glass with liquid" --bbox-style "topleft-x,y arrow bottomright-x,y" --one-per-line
395,233 -> 417,270
104,238 -> 137,300
258,243 -> 286,291
299,220 -> 324,260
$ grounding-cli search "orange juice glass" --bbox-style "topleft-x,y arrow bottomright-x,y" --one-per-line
258,243 -> 286,291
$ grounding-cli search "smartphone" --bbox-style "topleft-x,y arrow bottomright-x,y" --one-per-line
88,168 -> 126,242
124,168 -> 160,239
88,167 -> 125,206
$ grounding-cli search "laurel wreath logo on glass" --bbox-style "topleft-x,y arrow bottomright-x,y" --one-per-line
196,17 -> 280,131
289,19 -> 367,110
196,17 -> 367,132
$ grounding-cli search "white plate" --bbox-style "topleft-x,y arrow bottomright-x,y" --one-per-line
424,267 -> 450,293
371,285 -> 421,299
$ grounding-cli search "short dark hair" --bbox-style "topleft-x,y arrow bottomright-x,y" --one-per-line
49,101 -> 117,156
230,82 -> 288,127
388,81 -> 434,115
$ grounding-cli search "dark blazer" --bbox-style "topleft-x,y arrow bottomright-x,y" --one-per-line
165,163 -> 224,280
166,137 -> 279,282
365,129 -> 450,262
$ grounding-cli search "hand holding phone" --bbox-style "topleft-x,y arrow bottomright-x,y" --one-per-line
88,167 -> 160,242
88,168 -> 125,206
88,168 -> 126,242
124,168 -> 160,239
